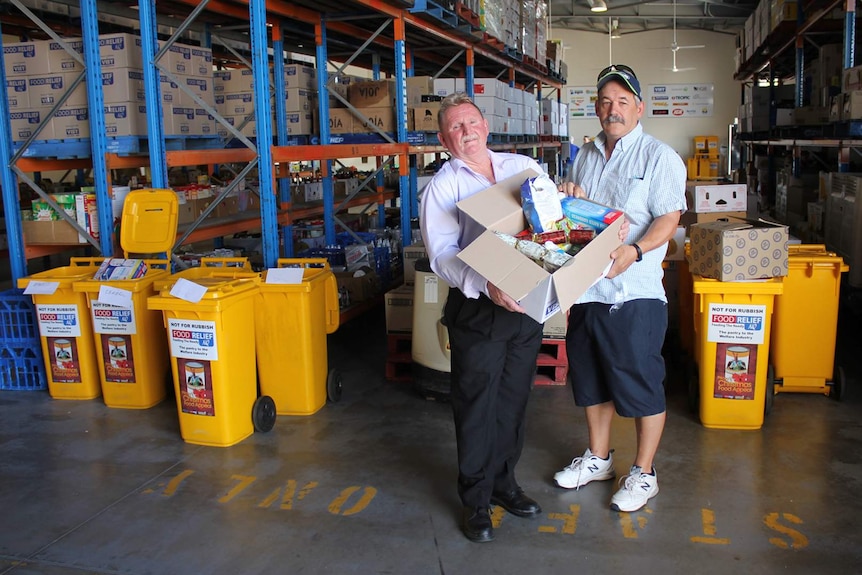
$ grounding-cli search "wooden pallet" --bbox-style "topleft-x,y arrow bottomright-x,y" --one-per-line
534,338 -> 568,386
385,333 -> 413,382
386,333 -> 568,386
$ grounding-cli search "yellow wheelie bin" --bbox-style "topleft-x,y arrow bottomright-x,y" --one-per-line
690,275 -> 783,430
148,262 -> 266,447
17,258 -> 105,400
770,245 -> 849,398
72,189 -> 177,409
256,258 -> 340,416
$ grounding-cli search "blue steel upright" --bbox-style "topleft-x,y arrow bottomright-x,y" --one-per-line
249,0 -> 279,268
139,0 -> 168,188
0,24 -> 27,282
80,0 -> 114,256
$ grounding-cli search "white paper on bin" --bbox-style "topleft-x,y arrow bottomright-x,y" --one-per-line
169,278 -> 206,303
266,267 -> 304,284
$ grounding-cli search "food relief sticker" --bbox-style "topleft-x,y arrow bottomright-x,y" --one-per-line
705,304 -> 767,345
91,301 -> 137,335
167,318 -> 218,360
36,304 -> 81,337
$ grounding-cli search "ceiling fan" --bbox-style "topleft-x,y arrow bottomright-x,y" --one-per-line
662,0 -> 702,72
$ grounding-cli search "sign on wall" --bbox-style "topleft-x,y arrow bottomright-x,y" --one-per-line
567,86 -> 598,118
646,83 -> 714,117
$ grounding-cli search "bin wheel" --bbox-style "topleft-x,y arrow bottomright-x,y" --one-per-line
764,364 -> 775,416
252,396 -> 276,433
327,368 -> 343,403
685,358 -> 699,415
830,366 -> 846,402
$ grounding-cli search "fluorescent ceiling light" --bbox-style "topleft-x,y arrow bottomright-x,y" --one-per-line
588,0 -> 608,13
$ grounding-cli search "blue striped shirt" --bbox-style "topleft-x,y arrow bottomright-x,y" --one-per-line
568,123 -> 687,304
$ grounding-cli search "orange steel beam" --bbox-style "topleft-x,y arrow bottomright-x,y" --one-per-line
166,148 -> 257,167
271,143 -> 409,162
15,158 -> 92,172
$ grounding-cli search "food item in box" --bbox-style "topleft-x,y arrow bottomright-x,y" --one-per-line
560,196 -> 624,231
93,258 -> 148,280
520,174 -> 564,233
493,231 -> 573,272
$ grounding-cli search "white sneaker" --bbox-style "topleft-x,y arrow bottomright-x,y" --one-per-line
554,449 -> 615,489
610,466 -> 659,512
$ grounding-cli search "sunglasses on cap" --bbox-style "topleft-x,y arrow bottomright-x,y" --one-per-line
597,64 -> 637,82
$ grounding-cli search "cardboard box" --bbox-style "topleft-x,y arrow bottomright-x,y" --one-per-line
328,109 -> 354,134
689,219 -> 789,281
334,267 -> 380,303
542,309 -> 567,338
664,227 -> 686,261
22,219 -> 85,245
456,169 -> 624,323
355,107 -> 394,133
412,105 -> 440,132
385,284 -> 414,333
680,210 -> 747,229
348,79 -> 395,108
406,76 -> 434,106
686,182 -> 748,213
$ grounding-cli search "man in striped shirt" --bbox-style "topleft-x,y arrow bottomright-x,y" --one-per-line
553,65 -> 687,513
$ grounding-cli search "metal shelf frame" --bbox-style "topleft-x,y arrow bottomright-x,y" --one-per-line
0,0 -> 565,283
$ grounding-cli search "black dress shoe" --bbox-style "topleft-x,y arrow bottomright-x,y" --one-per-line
461,507 -> 494,542
490,488 -> 542,518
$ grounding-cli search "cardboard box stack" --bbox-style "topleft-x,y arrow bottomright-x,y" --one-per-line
3,34 -> 215,140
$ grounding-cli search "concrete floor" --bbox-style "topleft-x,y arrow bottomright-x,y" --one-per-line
1,287 -> 861,575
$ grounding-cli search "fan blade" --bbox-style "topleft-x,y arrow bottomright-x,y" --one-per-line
676,44 -> 705,50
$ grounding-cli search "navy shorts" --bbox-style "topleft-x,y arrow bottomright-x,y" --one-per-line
565,299 -> 667,417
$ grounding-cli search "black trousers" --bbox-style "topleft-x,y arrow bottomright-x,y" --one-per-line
444,288 -> 543,508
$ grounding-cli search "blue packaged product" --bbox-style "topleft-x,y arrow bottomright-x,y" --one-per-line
560,197 -> 624,231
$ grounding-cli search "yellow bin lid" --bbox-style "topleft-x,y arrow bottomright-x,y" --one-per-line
120,188 -> 178,255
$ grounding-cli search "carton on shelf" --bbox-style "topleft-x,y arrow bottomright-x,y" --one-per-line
689,219 -> 789,281
456,169 -> 624,324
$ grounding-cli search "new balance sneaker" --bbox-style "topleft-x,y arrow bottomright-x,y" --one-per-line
610,465 -> 659,512
553,449 -> 615,489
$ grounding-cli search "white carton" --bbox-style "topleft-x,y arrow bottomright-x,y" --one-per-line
457,169 -> 624,324
686,182 -> 748,213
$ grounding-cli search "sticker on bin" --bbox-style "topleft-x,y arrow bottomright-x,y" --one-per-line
23,280 -> 59,295
167,318 -> 218,360
170,278 -> 207,303
706,304 -> 767,345
91,301 -> 137,334
36,304 -> 82,337
265,267 -> 304,284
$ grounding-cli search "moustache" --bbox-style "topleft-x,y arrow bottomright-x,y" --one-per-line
461,134 -> 478,144
603,115 -> 625,125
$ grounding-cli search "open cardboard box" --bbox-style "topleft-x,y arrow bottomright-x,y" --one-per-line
456,169 -> 624,324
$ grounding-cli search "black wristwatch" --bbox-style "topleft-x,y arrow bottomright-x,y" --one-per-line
632,243 -> 643,262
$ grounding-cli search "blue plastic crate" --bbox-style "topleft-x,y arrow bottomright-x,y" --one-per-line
0,345 -> 47,391
0,289 -> 40,345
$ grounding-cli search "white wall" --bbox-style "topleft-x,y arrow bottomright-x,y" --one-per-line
550,28 -> 740,159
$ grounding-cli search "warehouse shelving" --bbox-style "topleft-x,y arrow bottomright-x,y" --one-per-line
0,0 -> 564,284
